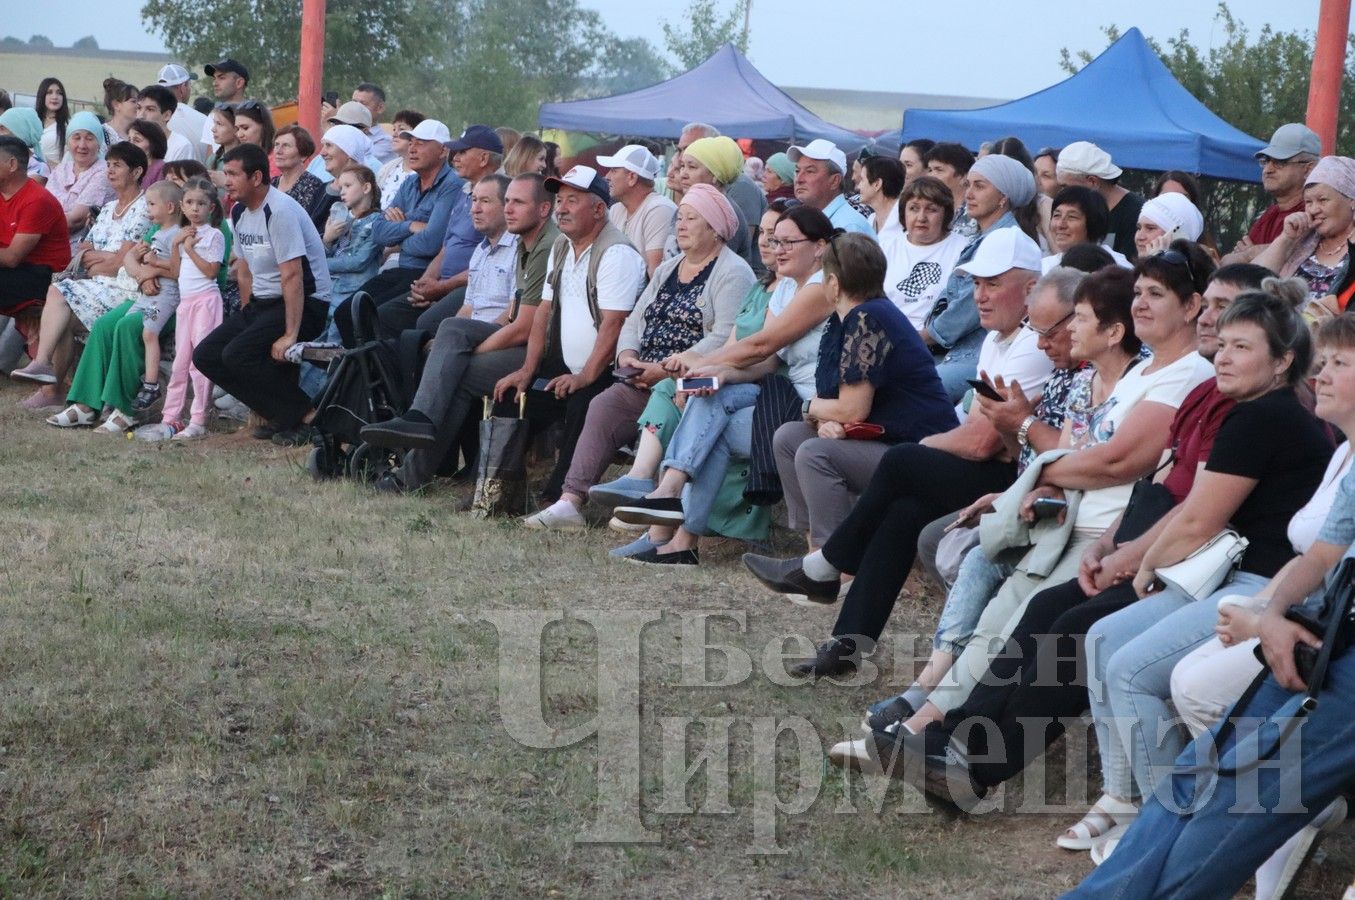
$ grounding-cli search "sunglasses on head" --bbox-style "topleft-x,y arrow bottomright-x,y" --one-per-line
1154,247 -> 1197,284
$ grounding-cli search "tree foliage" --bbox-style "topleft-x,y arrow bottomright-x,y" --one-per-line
661,0 -> 749,70
27,35 -> 54,48
1064,2 -> 1346,245
72,36 -> 100,51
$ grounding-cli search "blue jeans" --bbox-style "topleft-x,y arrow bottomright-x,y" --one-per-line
663,383 -> 759,536
933,545 -> 1013,654
1066,648 -> 1355,898
1088,572 -> 1270,800
933,328 -> 985,404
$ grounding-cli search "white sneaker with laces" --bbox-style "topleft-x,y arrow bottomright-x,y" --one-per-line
520,502 -> 586,530
171,423 -> 209,441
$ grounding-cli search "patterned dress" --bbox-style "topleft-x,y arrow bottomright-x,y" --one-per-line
55,194 -> 152,329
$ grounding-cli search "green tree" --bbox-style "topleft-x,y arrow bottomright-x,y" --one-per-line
1,36 -> 24,48
27,35 -> 53,48
594,36 -> 674,95
140,0 -> 453,105
661,0 -> 749,70
1063,2 -> 1348,246
72,36 -> 99,51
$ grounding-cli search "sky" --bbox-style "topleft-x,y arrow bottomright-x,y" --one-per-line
2,0 -> 1329,99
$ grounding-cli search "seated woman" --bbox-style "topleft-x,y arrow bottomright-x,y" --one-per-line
672,136 -> 756,265
233,101 -> 276,172
614,233 -> 956,565
502,132 -> 546,178
46,111 -> 115,246
1042,186 -> 1129,271
206,105 -> 240,194
899,139 -> 934,185
879,174 -> 967,330
520,184 -> 757,530
102,78 -> 138,145
762,152 -> 795,202
767,233 -> 958,551
35,77 -> 68,169
272,124 -> 329,230
126,119 -> 168,186
1134,191 -> 1205,258
314,125 -> 370,229
923,153 -> 1039,401
0,107 -> 51,184
1255,155 -> 1355,308
12,142 -> 150,408
858,156 -> 904,239
591,200 -> 792,544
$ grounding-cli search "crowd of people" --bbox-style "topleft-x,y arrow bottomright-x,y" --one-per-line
3,59 -> 1355,898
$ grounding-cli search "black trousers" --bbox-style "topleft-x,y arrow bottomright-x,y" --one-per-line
193,295 -> 327,428
531,361 -> 612,503
941,578 -> 1142,789
333,267 -> 420,346
0,263 -> 53,307
822,442 -> 1015,642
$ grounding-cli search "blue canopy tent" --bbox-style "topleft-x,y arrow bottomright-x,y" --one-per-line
540,44 -> 867,151
902,28 -> 1264,183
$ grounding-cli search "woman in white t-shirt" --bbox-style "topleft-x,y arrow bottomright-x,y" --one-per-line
880,174 -> 967,330
859,156 -> 904,242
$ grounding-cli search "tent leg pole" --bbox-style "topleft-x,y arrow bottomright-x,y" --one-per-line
298,0 -> 327,140
1307,0 -> 1350,155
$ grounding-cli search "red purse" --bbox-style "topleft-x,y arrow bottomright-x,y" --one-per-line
842,421 -> 885,440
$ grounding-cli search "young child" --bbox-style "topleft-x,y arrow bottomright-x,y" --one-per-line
124,180 -> 184,415
138,177 -> 226,441
323,164 -> 382,304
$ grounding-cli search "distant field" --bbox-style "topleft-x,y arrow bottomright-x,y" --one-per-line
0,49 -> 178,110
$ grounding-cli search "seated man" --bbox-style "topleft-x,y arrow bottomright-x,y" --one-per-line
1222,123 -> 1320,265
493,166 -> 645,518
788,139 -> 874,236
599,144 -> 674,277
375,124 -> 504,337
0,136 -> 70,312
335,119 -> 460,346
193,144 -> 332,445
358,172 -> 558,493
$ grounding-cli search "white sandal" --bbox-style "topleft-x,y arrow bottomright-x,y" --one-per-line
1057,794 -> 1137,850
95,410 -> 136,434
45,404 -> 97,428
1090,824 -> 1130,866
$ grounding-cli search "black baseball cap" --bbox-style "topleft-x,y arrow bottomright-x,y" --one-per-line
204,59 -> 250,82
446,124 -> 503,155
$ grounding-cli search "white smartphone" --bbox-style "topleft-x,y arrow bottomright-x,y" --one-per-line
676,376 -> 719,393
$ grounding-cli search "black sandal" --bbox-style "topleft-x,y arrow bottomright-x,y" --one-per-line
133,380 -> 162,411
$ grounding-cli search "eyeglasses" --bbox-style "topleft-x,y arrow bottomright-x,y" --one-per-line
1257,156 -> 1297,169
1021,310 -> 1074,337
767,237 -> 812,250
1155,247 -> 1197,283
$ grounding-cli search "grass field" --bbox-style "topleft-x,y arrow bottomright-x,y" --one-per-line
0,50 -> 172,111
1,375 -> 1351,898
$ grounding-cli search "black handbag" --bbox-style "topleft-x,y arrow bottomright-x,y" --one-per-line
471,394 -> 531,518
1113,478 -> 1175,543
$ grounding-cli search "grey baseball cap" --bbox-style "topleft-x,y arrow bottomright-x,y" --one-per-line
1255,123 -> 1321,161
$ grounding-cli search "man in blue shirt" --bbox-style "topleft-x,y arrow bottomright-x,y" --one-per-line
375,124 -> 505,337
788,139 -> 874,237
334,119 -> 461,346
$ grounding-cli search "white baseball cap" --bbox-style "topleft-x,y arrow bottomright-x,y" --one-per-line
401,119 -> 452,144
787,138 -> 847,175
157,64 -> 197,86
545,165 -> 611,204
1056,141 -> 1122,180
955,227 -> 1043,278
596,144 -> 660,181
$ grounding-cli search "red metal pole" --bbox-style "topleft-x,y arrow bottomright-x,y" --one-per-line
1307,0 -> 1351,155
298,0 -> 326,139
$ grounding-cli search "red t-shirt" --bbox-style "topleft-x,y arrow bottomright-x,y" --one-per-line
1162,378 -> 1235,502
1247,199 -> 1305,245
0,178 -> 71,270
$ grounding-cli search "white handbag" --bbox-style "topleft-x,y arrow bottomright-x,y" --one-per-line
1156,529 -> 1249,599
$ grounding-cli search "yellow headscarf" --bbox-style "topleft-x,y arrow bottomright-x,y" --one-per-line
683,136 -> 744,185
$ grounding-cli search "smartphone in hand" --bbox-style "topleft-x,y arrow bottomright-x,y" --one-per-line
966,378 -> 1003,402
676,376 -> 719,393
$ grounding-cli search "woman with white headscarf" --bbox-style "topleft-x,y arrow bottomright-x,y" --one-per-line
1255,155 -> 1355,302
1133,191 -> 1205,258
313,124 -> 370,232
46,110 -> 115,239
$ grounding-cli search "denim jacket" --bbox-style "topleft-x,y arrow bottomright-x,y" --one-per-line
326,211 -> 382,306
925,210 -> 1019,350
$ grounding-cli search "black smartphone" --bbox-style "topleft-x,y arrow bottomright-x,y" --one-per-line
531,378 -> 552,391
966,378 -> 1003,402
1031,497 -> 1068,519
322,90 -> 339,107
613,364 -> 644,381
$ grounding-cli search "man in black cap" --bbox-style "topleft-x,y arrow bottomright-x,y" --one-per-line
199,59 -> 250,151
375,124 -> 504,336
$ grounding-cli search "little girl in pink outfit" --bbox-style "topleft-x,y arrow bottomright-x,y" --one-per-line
142,177 -> 226,441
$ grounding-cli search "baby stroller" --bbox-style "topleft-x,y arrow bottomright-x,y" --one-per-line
306,292 -> 427,482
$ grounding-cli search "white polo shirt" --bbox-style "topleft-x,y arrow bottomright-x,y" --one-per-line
542,239 -> 645,373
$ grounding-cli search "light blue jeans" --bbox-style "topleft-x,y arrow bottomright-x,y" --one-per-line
1087,571 -> 1269,801
663,383 -> 759,536
934,545 -> 1014,654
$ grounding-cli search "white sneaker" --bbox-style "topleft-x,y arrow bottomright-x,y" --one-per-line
608,515 -> 647,534
828,738 -> 880,773
171,423 -> 209,441
520,503 -> 586,531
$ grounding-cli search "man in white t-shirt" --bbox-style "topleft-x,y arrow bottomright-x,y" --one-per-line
599,144 -> 674,277
156,64 -> 209,162
136,86 -> 198,162
501,165 -> 645,528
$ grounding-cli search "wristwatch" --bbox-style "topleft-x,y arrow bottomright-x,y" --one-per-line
802,397 -> 814,418
1017,415 -> 1037,448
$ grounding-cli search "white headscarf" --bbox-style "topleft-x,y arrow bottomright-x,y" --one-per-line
321,124 -> 371,168
1139,192 -> 1205,242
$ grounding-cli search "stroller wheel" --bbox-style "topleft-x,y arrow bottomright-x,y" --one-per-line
306,445 -> 343,480
347,441 -> 399,482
